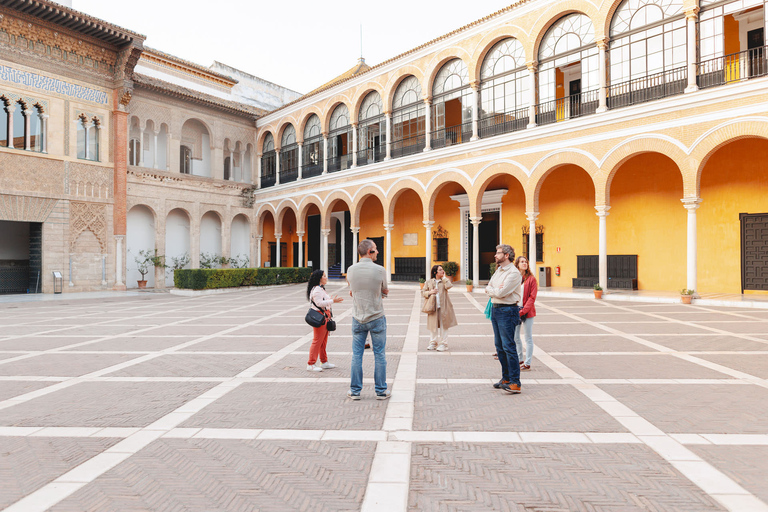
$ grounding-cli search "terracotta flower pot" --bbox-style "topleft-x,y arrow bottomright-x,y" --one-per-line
467,285 -> 473,292
594,289 -> 603,299
419,282 -> 425,290
681,294 -> 692,304
137,280 -> 147,289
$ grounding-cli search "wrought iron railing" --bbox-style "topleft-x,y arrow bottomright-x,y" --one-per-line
302,162 -> 323,178
327,153 -> 353,172
479,107 -> 529,138
279,167 -> 298,183
698,45 -> 768,89
608,66 -> 687,109
430,121 -> 473,149
391,132 -> 425,158
357,145 -> 385,166
535,89 -> 599,126
260,174 -> 276,188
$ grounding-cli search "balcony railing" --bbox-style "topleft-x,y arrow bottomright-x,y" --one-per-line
608,66 -> 687,109
279,167 -> 298,183
327,153 -> 353,173
479,107 -> 529,138
430,121 -> 473,149
535,89 -> 599,126
391,132 -> 425,158
698,45 -> 768,89
303,161 -> 323,178
357,145 -> 385,167
261,174 -> 276,188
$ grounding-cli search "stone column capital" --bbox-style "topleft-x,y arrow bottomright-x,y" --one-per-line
320,228 -> 331,236
383,223 -> 394,232
681,197 -> 702,210
525,211 -> 540,222
423,220 -> 435,229
255,235 -> 263,242
526,60 -> 538,72
274,233 -> 282,239
685,7 -> 699,19
351,226 -> 360,234
595,205 -> 611,217
296,231 -> 306,237
470,80 -> 481,90
595,37 -> 609,50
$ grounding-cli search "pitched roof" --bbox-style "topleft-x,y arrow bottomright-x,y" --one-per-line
304,58 -> 372,97
142,47 -> 238,86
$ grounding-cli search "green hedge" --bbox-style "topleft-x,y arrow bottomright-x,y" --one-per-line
174,267 -> 312,290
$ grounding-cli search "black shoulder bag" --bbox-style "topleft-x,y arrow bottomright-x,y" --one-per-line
305,299 -> 327,328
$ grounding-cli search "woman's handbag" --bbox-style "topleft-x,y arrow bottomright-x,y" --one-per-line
422,293 -> 436,314
326,314 -> 337,332
305,300 -> 327,328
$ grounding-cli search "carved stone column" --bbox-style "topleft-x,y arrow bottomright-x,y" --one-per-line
351,227 -> 359,264
322,133 -> 329,174
40,114 -> 49,153
597,38 -> 609,113
384,112 -> 392,160
321,228 -> 331,275
297,142 -> 304,180
424,220 -> 435,280
297,231 -> 305,267
470,217 -> 481,286
470,81 -> 480,141
351,123 -> 358,168
682,198 -> 702,295
275,233 -> 282,268
424,99 -> 432,151
384,223 -> 394,283
526,211 -> 539,271
685,8 -> 700,93
255,236 -> 263,268
595,206 -> 611,290
527,61 -> 538,128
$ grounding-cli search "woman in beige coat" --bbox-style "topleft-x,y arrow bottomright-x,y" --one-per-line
422,264 -> 458,351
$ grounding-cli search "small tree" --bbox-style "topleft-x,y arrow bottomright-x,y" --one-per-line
229,254 -> 250,269
200,252 -> 228,269
134,249 -> 164,282
167,253 -> 190,277
441,261 -> 459,278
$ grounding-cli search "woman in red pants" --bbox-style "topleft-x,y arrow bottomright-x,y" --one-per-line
306,269 -> 343,372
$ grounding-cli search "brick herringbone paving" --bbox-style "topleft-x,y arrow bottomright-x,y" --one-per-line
419,334 -> 495,353
413,384 -> 627,432
0,336 -> 102,351
184,335 -> 306,352
258,354 -> 400,380
0,381 -> 217,427
106,353 -> 269,377
609,321 -> 714,335
0,380 -> 55,402
50,439 -> 375,512
688,321 -> 768,334
417,355 -> 560,380
181,382 -> 389,430
696,354 -> 768,378
302,335 -> 407,352
407,442 -> 725,512
551,354 -> 732,380
0,353 -> 138,377
0,437 -> 120,509
537,335 -> 656,352
689,445 -> 768,504
73,335 -> 200,351
598,383 -> 768,434
635,334 -> 768,352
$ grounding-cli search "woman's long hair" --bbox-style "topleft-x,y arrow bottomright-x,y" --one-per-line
430,264 -> 442,279
306,269 -> 324,300
515,256 -> 535,282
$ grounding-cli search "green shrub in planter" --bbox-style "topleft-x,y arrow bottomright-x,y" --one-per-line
440,261 -> 459,278
174,267 -> 311,290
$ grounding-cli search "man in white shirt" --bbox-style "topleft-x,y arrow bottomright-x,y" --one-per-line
485,244 -> 523,394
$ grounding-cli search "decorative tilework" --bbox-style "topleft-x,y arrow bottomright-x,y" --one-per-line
64,100 -> 70,156
0,64 -> 108,105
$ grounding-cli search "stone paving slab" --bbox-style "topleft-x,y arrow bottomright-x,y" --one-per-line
408,442 -> 725,512
258,353 -> 400,380
0,380 -> 56,402
0,353 -> 138,377
49,439 -> 374,512
181,382 -> 389,430
598,383 -> 768,434
636,335 -> 768,352
417,334 -> 494,352
537,334 -> 656,352
183,335 -> 306,352
689,445 -> 768,504
533,322 -> 611,335
552,354 -> 733,380
65,335 -> 199,352
55,325 -> 154,337
417,355 -> 560,380
138,325 -> 242,336
105,353 -> 270,378
413,384 -> 627,432
0,336 -> 103,351
610,322 -> 715,335
0,437 -> 120,510
694,354 -> 768,379
0,381 -> 217,427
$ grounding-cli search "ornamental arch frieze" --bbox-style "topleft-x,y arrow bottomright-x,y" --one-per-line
69,201 -> 109,254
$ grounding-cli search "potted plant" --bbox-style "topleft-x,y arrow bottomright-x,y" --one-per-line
466,279 -> 473,292
134,249 -> 160,289
441,261 -> 459,281
419,277 -> 425,290
593,283 -> 603,299
681,288 -> 695,304
489,262 -> 497,276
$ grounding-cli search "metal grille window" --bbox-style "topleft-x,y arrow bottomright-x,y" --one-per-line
609,0 -> 687,108
302,114 -> 323,178
479,38 -> 529,137
357,91 -> 385,166
392,76 -> 425,158
698,0 -> 767,88
431,59 -> 473,148
280,125 -> 298,183
261,133 -> 276,188
537,14 -> 600,125
327,104 -> 352,172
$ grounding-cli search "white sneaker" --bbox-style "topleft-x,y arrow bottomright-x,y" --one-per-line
436,343 -> 448,352
307,364 -> 323,372
427,342 -> 437,351
320,362 -> 336,369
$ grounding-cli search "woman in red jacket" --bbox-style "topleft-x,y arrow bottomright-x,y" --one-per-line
514,256 -> 537,371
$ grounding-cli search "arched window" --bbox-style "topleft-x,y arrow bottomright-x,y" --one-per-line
280,125 -> 298,183
180,145 -> 192,174
89,119 -> 100,161
431,59 -> 472,148
392,76 -> 425,157
12,101 -> 25,149
357,91 -> 385,166
0,97 -> 9,147
29,105 -> 43,152
479,38 -> 529,136
76,115 -> 100,161
302,114 -> 323,178
328,104 -> 351,172
609,0 -> 687,106
261,133 -> 276,188
699,0 -> 768,88
224,156 -> 231,180
129,138 -> 141,166
537,14 -> 599,123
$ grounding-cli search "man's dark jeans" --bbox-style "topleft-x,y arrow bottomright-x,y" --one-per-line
491,304 -> 521,385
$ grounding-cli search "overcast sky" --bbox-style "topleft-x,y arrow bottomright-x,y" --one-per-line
72,0 -> 514,94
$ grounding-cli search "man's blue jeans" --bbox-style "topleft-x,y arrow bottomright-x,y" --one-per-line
350,316 -> 387,395
491,304 -> 521,385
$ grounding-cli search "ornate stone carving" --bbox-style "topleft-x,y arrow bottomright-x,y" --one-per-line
67,161 -> 113,199
69,201 -> 108,253
0,194 -> 58,222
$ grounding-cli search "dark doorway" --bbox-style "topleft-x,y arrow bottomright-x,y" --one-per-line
468,212 -> 500,280
748,28 -> 765,77
740,212 -> 768,292
331,219 -> 341,266
368,237 -> 385,268
0,221 -> 41,294
269,242 -> 287,268
292,242 -> 306,267
344,211 -> 353,273
569,79 -> 582,117
308,214 -> 320,271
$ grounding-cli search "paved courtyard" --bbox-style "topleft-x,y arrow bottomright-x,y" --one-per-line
1,284 -> 767,512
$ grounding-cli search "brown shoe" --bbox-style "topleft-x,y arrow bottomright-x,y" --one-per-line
502,382 -> 521,394
520,364 -> 531,371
